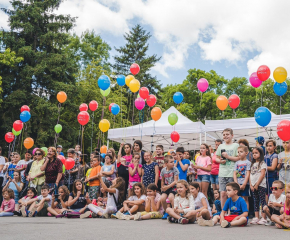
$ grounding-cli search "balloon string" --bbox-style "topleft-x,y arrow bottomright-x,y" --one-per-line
77,124 -> 81,146
132,92 -> 135,125
121,86 -> 123,129
113,115 -> 116,129
91,112 -> 94,154
82,125 -> 85,178
98,96 -> 106,149
20,128 -> 24,157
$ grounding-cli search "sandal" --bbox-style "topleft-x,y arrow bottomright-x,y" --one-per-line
275,223 -> 283,229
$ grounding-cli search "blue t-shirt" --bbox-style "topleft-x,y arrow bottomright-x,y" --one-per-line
8,163 -> 17,178
174,159 -> 190,180
264,153 -> 278,179
214,199 -> 222,213
223,197 -> 248,216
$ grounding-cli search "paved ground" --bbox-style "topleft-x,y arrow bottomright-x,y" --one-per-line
0,216 -> 289,240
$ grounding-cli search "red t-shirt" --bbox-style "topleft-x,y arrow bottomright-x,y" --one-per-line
210,152 -> 220,175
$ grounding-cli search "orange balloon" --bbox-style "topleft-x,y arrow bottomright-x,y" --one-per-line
100,145 -> 107,154
151,107 -> 162,121
216,95 -> 228,111
168,149 -> 175,155
57,91 -> 67,103
24,137 -> 34,149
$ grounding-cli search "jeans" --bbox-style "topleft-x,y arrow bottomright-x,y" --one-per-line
0,212 -> 14,217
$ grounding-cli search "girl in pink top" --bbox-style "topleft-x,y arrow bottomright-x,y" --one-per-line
194,143 -> 212,198
0,189 -> 15,217
118,143 -> 132,166
128,153 -> 142,189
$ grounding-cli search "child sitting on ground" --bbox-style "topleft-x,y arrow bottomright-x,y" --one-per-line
47,185 -> 70,217
0,189 -> 15,217
212,190 -> 222,217
19,187 -> 37,217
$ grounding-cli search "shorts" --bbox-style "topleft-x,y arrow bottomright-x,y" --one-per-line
197,174 -> 211,183
161,187 -> 176,196
219,177 -> 234,192
238,185 -> 250,197
267,206 -> 281,216
140,211 -> 163,219
210,175 -> 219,185
36,202 -> 49,217
224,215 -> 247,227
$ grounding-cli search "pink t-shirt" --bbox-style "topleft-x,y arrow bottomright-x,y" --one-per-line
210,152 -> 220,175
128,163 -> 142,183
147,192 -> 164,214
123,155 -> 132,166
0,199 -> 15,212
196,156 -> 212,176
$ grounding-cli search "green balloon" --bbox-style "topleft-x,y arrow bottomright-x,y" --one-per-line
100,88 -> 110,97
41,147 -> 48,156
55,124 -> 62,133
12,128 -> 21,136
168,113 -> 178,126
137,93 -> 140,98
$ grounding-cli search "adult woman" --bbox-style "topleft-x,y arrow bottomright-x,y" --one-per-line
133,140 -> 146,165
40,147 -> 63,191
28,149 -> 46,194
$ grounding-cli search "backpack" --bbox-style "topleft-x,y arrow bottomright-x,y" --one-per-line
112,193 -> 123,211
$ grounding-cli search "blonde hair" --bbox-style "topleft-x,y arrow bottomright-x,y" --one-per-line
108,148 -> 116,163
176,180 -> 190,199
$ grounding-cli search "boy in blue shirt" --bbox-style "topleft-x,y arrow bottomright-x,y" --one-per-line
174,147 -> 190,180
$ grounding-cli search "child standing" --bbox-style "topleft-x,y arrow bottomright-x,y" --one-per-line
142,152 -> 159,187
7,152 -> 19,178
86,155 -> 102,200
0,189 -> 15,217
210,139 -> 222,191
101,155 -> 116,184
174,147 -> 190,181
250,147 -> 267,225
118,143 -> 132,166
154,145 -> 164,190
117,157 -> 129,197
128,153 -> 142,189
277,140 -> 290,185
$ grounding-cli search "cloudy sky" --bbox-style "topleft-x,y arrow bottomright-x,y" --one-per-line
1,0 -> 289,86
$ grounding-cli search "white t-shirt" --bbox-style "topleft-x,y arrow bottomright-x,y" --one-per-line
17,159 -> 33,177
250,162 -> 267,188
193,192 -> 212,216
128,195 -> 147,206
107,189 -> 119,209
269,194 -> 286,211
0,156 -> 5,177
37,194 -> 52,207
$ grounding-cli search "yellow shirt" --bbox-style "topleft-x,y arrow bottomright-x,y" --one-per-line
29,159 -> 45,186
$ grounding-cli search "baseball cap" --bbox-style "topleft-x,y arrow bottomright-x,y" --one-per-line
57,145 -> 63,149
255,136 -> 265,145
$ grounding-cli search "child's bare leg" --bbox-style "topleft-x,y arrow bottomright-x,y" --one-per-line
28,202 -> 36,211
47,207 -> 60,216
271,214 -> 289,228
263,206 -> 271,219
168,193 -> 174,208
166,207 -> 181,220
212,215 -> 220,225
184,210 -> 197,223
200,209 -> 211,220
230,217 -> 247,226
36,202 -> 44,212
160,193 -> 168,212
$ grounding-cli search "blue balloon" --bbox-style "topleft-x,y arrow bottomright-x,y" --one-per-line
273,82 -> 287,96
173,92 -> 184,104
117,75 -> 125,87
255,107 -> 271,127
98,75 -> 110,90
111,104 -> 120,115
20,111 -> 31,123
101,153 -> 106,159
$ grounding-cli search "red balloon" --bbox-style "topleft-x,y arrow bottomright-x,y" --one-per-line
21,105 -> 30,112
13,120 -> 23,131
79,103 -> 88,112
147,94 -> 157,107
64,158 -> 75,170
257,65 -> 270,81
5,132 -> 15,143
139,87 -> 149,99
130,63 -> 140,75
228,94 -> 240,109
77,111 -> 90,126
277,120 -> 290,141
109,103 -> 115,112
171,131 -> 180,143
58,155 -> 66,165
89,100 -> 98,111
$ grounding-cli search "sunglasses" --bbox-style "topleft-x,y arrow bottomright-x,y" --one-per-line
34,153 -> 43,156
270,187 -> 282,191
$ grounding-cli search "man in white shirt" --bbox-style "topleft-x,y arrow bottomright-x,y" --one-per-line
15,151 -> 33,183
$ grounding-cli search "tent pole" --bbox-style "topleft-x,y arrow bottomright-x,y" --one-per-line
199,133 -> 202,145
205,132 -> 207,143
107,139 -> 109,149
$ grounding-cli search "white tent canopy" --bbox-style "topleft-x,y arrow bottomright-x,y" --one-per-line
108,106 -> 215,151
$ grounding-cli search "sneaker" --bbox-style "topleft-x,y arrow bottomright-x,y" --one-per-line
221,220 -> 231,228
123,211 -> 130,215
167,216 -> 176,223
123,215 -> 132,220
21,206 -> 27,217
92,212 -> 98,218
80,211 -> 91,219
116,211 -> 125,220
162,212 -> 169,220
265,221 -> 275,226
111,213 -> 117,219
250,217 -> 259,225
102,213 -> 109,219
28,207 -> 37,217
14,211 -> 21,216
198,218 -> 214,227
257,218 -> 267,225
178,217 -> 189,224
134,212 -> 142,221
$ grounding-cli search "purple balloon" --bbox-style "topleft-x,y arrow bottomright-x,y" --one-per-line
135,98 -> 145,110
197,78 -> 209,92
249,72 -> 262,88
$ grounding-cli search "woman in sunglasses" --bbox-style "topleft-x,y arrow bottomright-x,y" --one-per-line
28,149 -> 46,194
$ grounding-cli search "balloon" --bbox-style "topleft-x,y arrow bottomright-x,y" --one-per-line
130,63 -> 140,75
100,145 -> 107,154
168,113 -> 178,126
273,67 -> 287,83
255,107 -> 271,127
135,98 -> 145,110
21,105 -> 30,112
171,131 -> 180,143
101,153 -> 106,159
79,103 -> 88,112
100,88 -> 110,97
129,79 -> 140,93
89,100 -> 98,111
58,155 -> 66,165
64,158 -> 75,170
173,92 -> 184,104
24,137 -> 34,149
228,94 -> 240,109
32,148 -> 39,155
12,128 -> 21,136
117,75 -> 126,86
41,147 -> 48,156
13,120 -> 23,131
139,87 -> 149,99
111,104 -> 120,115
57,91 -> 67,103
99,119 -> 110,132
5,132 -> 14,143
98,74 -> 110,90
78,111 -> 90,126
197,78 -> 209,92
54,124 -> 62,133
257,65 -> 270,81
277,120 -> 290,141
137,93 -> 140,98
249,72 -> 262,88
216,96 -> 228,111
167,149 -> 175,155
147,94 -> 157,107
273,82 -> 287,96
20,111 -> 31,123
125,75 -> 134,87
109,103 -> 115,112
151,107 -> 162,121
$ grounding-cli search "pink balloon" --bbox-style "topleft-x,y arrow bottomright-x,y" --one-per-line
197,78 -> 209,92
249,72 -> 262,88
135,98 -> 145,110
32,148 -> 39,155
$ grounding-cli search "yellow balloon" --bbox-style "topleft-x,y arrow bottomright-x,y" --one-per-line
99,119 -> 110,132
273,67 -> 287,83
129,79 -> 140,93
125,75 -> 134,87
